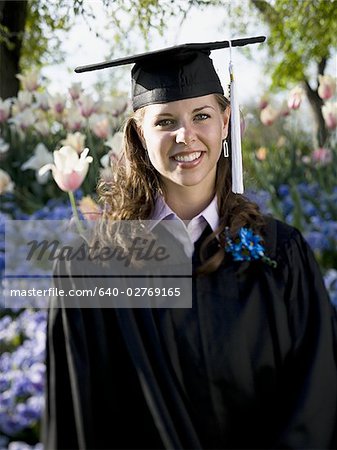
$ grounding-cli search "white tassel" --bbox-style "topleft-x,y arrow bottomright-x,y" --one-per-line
229,60 -> 244,194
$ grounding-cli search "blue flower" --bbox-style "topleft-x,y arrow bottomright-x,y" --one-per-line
304,231 -> 330,251
302,200 -> 317,217
223,227 -> 277,267
278,184 -> 290,198
245,189 -> 272,214
0,310 -> 46,438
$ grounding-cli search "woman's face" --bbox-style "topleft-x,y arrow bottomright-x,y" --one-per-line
139,94 -> 229,196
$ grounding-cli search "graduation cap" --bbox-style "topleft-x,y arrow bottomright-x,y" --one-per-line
75,36 -> 266,193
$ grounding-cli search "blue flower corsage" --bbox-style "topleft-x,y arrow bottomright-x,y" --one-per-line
222,227 -> 277,268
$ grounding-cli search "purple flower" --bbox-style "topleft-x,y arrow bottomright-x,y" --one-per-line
0,414 -> 23,436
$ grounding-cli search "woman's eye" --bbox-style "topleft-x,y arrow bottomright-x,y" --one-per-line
194,113 -> 210,121
155,119 -> 174,127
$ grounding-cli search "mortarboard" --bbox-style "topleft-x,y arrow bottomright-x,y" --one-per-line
75,36 -> 266,193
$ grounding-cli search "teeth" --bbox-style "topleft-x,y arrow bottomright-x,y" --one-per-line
174,152 -> 201,162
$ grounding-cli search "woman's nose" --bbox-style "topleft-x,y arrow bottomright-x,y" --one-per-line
175,124 -> 196,145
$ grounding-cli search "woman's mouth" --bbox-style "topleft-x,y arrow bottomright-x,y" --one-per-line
173,151 -> 201,162
171,151 -> 204,167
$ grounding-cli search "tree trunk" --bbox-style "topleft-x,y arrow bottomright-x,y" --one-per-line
250,1 -> 330,146
0,1 -> 28,99
304,57 -> 328,147
304,81 -> 328,147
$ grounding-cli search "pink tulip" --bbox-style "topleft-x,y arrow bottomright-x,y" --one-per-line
311,147 -> 332,165
260,105 -> 278,126
90,114 -> 111,139
287,86 -> 304,110
68,82 -> 83,101
259,95 -> 269,110
63,107 -> 85,131
78,94 -> 97,118
101,97 -> 129,117
9,108 -> 36,131
322,101 -> 337,130
39,146 -> 93,192
50,94 -> 67,115
279,101 -> 290,117
318,75 -> 336,100
34,92 -> 50,111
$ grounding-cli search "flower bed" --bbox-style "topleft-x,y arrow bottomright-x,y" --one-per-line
0,198 -> 72,449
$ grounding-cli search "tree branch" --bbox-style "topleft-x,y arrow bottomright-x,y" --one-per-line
250,0 -> 278,21
318,57 -> 327,76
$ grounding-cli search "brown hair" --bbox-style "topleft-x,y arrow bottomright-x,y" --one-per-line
96,93 -> 265,274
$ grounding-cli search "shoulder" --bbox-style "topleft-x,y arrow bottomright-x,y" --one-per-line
262,215 -> 308,264
262,216 -> 331,301
261,216 -> 328,290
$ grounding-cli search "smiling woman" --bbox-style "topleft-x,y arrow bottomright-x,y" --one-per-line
136,95 -> 229,219
44,38 -> 337,450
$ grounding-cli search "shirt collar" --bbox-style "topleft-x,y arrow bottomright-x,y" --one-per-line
150,194 -> 219,233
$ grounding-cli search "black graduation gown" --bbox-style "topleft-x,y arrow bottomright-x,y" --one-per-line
43,217 -> 337,450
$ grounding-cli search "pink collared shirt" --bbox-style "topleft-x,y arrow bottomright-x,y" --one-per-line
150,195 -> 219,256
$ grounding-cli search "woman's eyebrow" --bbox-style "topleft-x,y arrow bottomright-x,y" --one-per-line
192,105 -> 215,113
153,105 -> 215,117
153,112 -> 175,118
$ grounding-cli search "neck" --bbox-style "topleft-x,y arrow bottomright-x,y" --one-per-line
164,184 -> 215,220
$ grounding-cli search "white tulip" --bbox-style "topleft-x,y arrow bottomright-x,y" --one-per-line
61,132 -> 86,154
22,143 -> 54,184
16,70 -> 40,92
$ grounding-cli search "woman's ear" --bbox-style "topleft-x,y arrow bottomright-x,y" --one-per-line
222,107 -> 230,140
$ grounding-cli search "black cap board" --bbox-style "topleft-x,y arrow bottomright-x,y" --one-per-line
75,36 -> 266,111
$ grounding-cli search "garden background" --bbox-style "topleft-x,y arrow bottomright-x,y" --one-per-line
0,0 -> 336,448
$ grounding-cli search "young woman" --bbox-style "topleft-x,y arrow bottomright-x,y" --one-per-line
44,38 -> 337,449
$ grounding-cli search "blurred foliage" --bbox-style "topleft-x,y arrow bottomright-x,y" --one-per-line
1,0 -> 335,83
230,0 -> 337,90
20,0 -> 72,69
2,0 -> 335,96
1,0 -> 223,74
